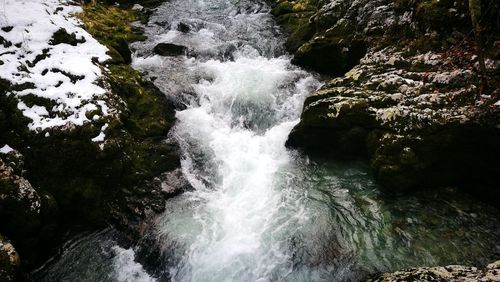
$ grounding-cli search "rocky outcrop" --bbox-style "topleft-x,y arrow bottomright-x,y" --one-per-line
275,0 -> 500,206
287,46 -> 500,203
0,0 -> 184,273
366,260 -> 500,281
272,0 -> 498,75
0,150 -> 59,266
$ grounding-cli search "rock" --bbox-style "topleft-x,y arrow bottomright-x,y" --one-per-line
292,38 -> 366,75
177,22 -> 190,33
365,260 -> 500,281
279,0 -> 500,206
109,37 -> 132,64
158,168 -> 194,198
286,46 -> 500,205
49,28 -> 86,46
0,0 -> 183,271
153,42 -> 188,56
131,4 -> 144,11
154,20 -> 170,27
1,26 -> 13,33
0,234 -> 21,282
0,153 -> 59,267
271,0 -> 485,74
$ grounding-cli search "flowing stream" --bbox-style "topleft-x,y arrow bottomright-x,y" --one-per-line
35,0 -> 500,281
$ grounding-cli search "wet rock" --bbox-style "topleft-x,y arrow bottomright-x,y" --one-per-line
158,168 -> 194,198
177,22 -> 190,33
131,4 -> 144,11
279,0 -> 500,206
286,46 -> 500,205
153,42 -> 188,56
109,37 -> 132,64
366,260 -> 500,281
154,20 -> 170,27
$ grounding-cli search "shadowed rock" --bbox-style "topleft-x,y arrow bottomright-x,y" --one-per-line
154,43 -> 188,56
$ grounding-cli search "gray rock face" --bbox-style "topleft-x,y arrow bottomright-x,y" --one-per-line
287,45 -> 500,204
275,0 -> 500,205
366,260 -> 500,281
272,0 -> 481,74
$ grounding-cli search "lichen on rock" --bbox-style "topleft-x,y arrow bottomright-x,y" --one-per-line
366,260 -> 500,281
280,0 -> 500,205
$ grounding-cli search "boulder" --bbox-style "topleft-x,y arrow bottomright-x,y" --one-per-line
131,4 -> 144,11
0,152 -> 59,267
286,46 -> 500,205
278,0 -> 500,206
366,260 -> 500,281
153,42 -> 188,56
177,22 -> 190,33
272,0 -> 498,75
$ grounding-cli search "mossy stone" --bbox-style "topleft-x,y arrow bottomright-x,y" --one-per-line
49,28 -> 86,46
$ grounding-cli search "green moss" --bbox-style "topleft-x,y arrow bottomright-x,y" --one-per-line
78,3 -> 146,64
107,65 -> 175,138
271,2 -> 294,15
272,0 -> 318,52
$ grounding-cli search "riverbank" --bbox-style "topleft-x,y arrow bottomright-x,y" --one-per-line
0,0 -> 182,279
271,0 -> 500,279
2,0 -> 499,281
272,0 -> 500,205
367,260 -> 500,281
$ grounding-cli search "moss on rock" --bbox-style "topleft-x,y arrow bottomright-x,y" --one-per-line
0,0 -> 180,271
285,40 -> 500,205
78,3 -> 146,63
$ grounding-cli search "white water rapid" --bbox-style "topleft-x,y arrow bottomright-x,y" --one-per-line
134,1 -> 324,280
33,1 -> 500,281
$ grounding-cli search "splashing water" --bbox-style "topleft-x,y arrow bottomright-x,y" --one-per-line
34,0 -> 500,281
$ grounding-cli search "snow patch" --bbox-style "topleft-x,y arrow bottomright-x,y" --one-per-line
0,145 -> 14,154
0,0 -> 111,131
91,123 -> 108,142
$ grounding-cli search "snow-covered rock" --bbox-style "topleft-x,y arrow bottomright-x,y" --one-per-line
0,0 -> 111,131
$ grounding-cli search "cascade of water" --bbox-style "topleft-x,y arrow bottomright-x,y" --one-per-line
130,0 -> 325,280
34,1 -> 500,281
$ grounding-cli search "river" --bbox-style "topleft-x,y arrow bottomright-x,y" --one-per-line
35,0 -> 500,281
